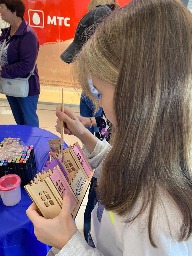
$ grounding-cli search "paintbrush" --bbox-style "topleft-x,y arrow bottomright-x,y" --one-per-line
61,88 -> 64,162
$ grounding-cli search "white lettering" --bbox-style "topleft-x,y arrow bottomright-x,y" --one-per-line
47,16 -> 70,27
47,16 -> 56,25
64,18 -> 70,27
57,17 -> 64,26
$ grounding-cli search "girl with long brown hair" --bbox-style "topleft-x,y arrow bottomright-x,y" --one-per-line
27,0 -> 192,255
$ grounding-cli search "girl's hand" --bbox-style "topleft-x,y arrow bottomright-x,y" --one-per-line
26,192 -> 77,250
55,118 -> 71,134
56,105 -> 88,140
77,115 -> 92,127
56,105 -> 98,153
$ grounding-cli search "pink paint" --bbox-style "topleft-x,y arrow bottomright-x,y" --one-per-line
50,166 -> 76,209
72,144 -> 93,178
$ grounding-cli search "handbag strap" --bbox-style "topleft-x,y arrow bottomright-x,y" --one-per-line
27,64 -> 36,79
0,39 -> 6,59
0,38 -> 36,78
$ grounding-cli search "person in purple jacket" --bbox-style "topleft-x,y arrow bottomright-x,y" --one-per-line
0,0 -> 40,127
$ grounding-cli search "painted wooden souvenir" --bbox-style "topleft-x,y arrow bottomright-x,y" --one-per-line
25,180 -> 61,219
25,143 -> 94,219
43,158 -> 69,181
49,138 -> 61,158
72,143 -> 93,179
70,168 -> 89,203
49,165 -> 78,215
62,148 -> 82,183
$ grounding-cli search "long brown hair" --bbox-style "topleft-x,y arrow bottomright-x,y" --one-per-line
75,0 -> 192,246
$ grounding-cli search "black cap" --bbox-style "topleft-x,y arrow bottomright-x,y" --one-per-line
60,5 -> 113,64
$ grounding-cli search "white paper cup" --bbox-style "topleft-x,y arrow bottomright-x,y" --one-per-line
0,174 -> 21,206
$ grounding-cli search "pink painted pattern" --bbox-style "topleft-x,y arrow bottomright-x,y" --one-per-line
50,166 -> 77,210
72,144 -> 93,178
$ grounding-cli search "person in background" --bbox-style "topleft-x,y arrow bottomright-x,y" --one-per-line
60,0 -> 118,137
88,0 -> 118,11
77,0 -> 118,139
79,78 -> 103,134
27,0 -> 192,255
78,111 -> 111,142
0,0 -> 40,127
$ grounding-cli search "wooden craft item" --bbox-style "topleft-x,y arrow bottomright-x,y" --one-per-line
49,138 -> 61,158
72,143 -> 93,179
50,165 -> 78,215
44,176 -> 63,207
70,168 -> 90,203
61,88 -> 64,162
62,148 -> 82,183
25,143 -> 94,219
25,180 -> 61,219
43,157 -> 69,181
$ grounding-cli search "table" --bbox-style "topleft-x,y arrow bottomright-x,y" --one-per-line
0,125 -> 67,256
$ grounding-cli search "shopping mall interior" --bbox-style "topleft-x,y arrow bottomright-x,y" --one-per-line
0,0 -> 192,256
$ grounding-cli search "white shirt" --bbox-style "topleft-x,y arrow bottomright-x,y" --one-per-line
49,140 -> 192,256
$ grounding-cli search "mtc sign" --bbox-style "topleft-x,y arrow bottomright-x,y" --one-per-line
28,10 -> 71,28
24,0 -> 91,44
47,16 -> 70,27
23,0 -> 131,45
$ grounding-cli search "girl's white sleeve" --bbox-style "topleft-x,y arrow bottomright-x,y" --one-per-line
82,139 -> 111,179
48,231 -> 104,256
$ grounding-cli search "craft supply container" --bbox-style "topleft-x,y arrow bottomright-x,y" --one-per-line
0,174 -> 21,206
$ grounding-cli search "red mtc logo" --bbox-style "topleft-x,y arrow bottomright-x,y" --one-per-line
28,9 -> 71,28
28,10 -> 44,28
24,0 -> 131,44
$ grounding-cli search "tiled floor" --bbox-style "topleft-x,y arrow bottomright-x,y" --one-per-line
0,86 -> 88,236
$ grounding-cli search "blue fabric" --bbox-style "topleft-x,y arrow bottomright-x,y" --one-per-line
6,95 -> 39,127
80,92 -> 102,134
0,125 -> 67,256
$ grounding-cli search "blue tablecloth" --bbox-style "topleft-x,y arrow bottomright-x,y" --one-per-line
0,125 -> 67,256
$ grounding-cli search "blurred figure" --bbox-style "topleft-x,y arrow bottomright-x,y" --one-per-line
88,0 -> 119,10
0,0 -> 40,127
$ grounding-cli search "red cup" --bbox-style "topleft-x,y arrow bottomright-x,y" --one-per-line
0,174 -> 21,206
